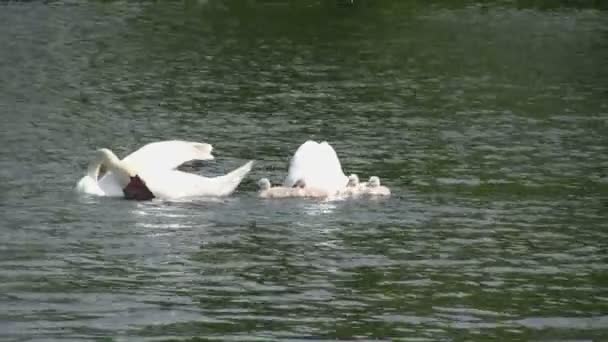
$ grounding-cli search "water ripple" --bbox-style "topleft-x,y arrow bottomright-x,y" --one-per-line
1,1 -> 607,341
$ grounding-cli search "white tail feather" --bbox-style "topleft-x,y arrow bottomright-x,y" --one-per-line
213,160 -> 254,196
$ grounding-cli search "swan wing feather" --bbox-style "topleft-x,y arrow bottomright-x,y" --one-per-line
122,140 -> 214,171
141,160 -> 253,199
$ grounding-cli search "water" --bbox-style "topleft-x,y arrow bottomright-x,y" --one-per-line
1,1 -> 607,340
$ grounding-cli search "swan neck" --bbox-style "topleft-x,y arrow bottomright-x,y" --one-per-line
86,159 -> 101,180
97,148 -> 137,187
99,150 -> 120,169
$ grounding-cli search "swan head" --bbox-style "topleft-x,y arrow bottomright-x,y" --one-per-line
258,178 -> 271,191
293,179 -> 306,188
347,174 -> 359,187
369,176 -> 381,187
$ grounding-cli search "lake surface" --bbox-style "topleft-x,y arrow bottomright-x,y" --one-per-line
1,1 -> 607,341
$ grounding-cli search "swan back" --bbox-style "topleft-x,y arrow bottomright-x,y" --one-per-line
283,140 -> 348,193
141,160 -> 254,199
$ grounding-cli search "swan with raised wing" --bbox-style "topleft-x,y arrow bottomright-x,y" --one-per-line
75,140 -> 253,200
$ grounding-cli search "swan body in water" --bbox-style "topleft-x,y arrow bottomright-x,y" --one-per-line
257,178 -> 328,199
75,140 -> 253,200
283,140 -> 348,194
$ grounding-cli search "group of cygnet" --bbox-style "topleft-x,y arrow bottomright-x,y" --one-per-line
257,174 -> 390,199
257,140 -> 390,200
76,139 -> 390,201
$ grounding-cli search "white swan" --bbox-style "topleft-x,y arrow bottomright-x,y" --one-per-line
283,140 -> 348,194
257,178 -> 328,199
76,140 -> 215,197
76,140 -> 253,200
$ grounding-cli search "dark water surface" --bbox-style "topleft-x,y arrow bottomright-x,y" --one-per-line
1,1 -> 607,341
